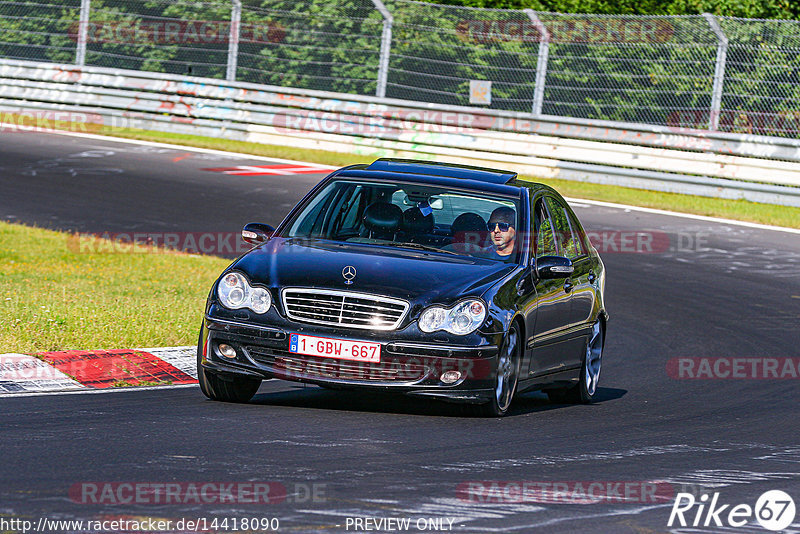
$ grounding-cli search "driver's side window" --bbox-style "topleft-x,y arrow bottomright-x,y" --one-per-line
533,198 -> 558,258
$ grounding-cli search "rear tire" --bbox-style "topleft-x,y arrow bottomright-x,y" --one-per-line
473,323 -> 521,417
197,328 -> 261,403
547,320 -> 604,404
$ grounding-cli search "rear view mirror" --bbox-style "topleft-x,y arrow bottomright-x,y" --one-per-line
242,222 -> 275,245
536,256 -> 574,279
402,195 -> 443,210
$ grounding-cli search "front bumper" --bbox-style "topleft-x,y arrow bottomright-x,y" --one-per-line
201,315 -> 500,404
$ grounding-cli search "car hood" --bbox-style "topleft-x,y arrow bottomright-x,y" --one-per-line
232,238 -> 516,306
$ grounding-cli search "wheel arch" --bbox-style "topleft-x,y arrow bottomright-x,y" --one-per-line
598,311 -> 608,340
510,312 -> 528,370
511,313 -> 526,345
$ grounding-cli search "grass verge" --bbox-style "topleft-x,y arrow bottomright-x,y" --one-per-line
0,221 -> 229,353
38,121 -> 800,229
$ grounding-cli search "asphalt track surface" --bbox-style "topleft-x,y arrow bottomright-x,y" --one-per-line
1,131 -> 800,533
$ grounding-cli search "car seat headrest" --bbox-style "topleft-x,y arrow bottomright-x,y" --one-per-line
402,207 -> 434,235
363,202 -> 403,235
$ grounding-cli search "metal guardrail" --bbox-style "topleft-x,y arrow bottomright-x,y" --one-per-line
1,59 -> 799,207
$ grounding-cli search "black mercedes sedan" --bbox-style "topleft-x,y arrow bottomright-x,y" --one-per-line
197,158 -> 607,416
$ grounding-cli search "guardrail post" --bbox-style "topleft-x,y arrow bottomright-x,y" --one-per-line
370,0 -> 393,98
703,13 -> 728,131
75,0 -> 91,66
226,0 -> 242,82
524,9 -> 549,116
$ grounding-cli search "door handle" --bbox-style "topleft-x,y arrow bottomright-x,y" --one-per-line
588,271 -> 596,283
563,280 -> 573,293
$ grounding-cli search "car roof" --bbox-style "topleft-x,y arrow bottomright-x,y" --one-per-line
365,159 -> 517,184
332,159 -> 544,196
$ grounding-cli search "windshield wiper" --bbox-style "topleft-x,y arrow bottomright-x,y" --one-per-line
384,241 -> 460,256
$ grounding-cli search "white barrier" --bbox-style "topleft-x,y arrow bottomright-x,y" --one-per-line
1,58 -> 799,207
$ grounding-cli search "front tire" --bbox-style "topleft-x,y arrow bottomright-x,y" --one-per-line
548,320 -> 604,404
197,328 -> 261,403
474,323 -> 521,417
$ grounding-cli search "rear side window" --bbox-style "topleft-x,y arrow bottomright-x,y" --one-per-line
564,205 -> 588,257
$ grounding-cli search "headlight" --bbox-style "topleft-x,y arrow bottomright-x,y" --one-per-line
418,299 -> 486,335
217,272 -> 272,314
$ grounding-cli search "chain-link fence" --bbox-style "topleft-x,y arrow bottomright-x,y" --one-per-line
1,0 -> 799,138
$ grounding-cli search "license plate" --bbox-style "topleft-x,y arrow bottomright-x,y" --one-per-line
289,334 -> 381,363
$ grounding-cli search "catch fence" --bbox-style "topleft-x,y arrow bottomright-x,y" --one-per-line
2,0 -> 799,138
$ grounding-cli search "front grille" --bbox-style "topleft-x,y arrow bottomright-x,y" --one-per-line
246,346 -> 428,383
282,288 -> 409,331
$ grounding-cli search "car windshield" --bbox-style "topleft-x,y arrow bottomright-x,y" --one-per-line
282,179 -> 521,262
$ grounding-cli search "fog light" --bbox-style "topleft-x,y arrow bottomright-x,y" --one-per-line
218,344 -> 237,359
440,370 -> 462,384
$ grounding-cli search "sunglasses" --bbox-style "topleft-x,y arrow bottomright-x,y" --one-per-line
487,221 -> 512,232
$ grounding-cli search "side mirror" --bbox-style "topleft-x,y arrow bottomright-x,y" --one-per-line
536,256 -> 574,279
242,222 -> 275,245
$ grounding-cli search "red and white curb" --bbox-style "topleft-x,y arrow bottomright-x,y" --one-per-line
0,347 -> 197,394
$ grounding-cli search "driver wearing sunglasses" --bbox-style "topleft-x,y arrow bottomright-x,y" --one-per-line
484,206 -> 517,260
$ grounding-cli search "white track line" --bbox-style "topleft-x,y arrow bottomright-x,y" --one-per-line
565,197 -> 800,235
6,128 -> 798,234
0,126 -> 338,169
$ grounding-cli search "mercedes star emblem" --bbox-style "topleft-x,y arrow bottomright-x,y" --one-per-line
342,265 -> 357,285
